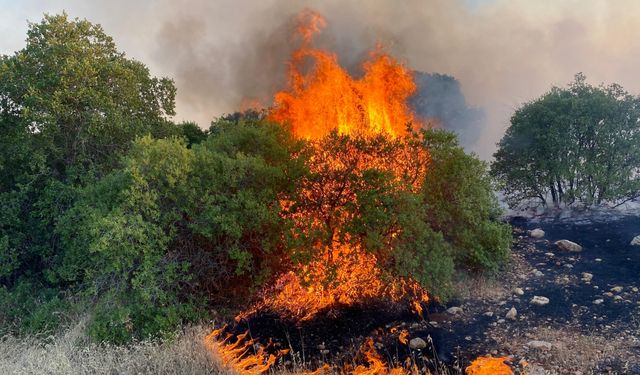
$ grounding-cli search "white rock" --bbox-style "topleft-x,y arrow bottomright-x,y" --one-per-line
483,311 -> 494,317
513,288 -> 524,296
526,340 -> 553,350
631,235 -> 640,246
529,228 -> 545,238
530,296 -> 550,306
581,273 -> 593,282
506,307 -> 518,320
593,299 -> 604,305
409,337 -> 426,350
532,269 -> 544,277
446,306 -> 463,315
611,286 -> 623,293
555,239 -> 583,252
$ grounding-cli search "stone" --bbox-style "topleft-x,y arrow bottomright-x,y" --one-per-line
532,269 -> 544,277
545,252 -> 555,257
595,258 -> 602,262
631,235 -> 640,246
530,296 -> 550,306
526,340 -> 553,350
409,337 -> 427,350
483,311 -> 494,317
581,273 -> 593,282
614,295 -> 623,301
611,286 -> 623,293
513,288 -> 524,296
593,299 -> 604,305
564,264 -> 574,269
497,319 -> 505,324
506,307 -> 518,320
446,306 -> 463,315
633,287 -> 639,293
555,239 -> 583,252
529,228 -> 545,238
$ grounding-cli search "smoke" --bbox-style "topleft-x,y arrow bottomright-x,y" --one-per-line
6,0 -> 640,158
410,72 -> 484,150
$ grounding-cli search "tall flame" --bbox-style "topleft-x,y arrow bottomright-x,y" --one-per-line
270,10 -> 420,139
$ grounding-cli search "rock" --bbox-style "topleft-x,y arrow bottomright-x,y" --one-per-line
564,264 -> 574,269
555,239 -> 583,252
595,258 -> 602,262
593,299 -> 604,304
526,340 -> 553,350
513,288 -> 524,296
446,306 -> 463,315
631,235 -> 640,246
530,296 -> 550,306
529,228 -> 545,238
532,269 -> 544,277
633,287 -> 639,293
611,286 -> 623,293
604,292 -> 614,297
581,273 -> 593,282
409,337 -> 427,350
484,311 -> 494,317
497,319 -> 505,324
614,295 -> 623,301
506,307 -> 518,320
545,252 -> 555,257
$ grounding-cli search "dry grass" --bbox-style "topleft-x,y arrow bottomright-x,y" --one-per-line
0,318 -> 231,375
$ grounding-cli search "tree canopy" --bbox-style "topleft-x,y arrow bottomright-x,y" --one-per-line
492,74 -> 640,208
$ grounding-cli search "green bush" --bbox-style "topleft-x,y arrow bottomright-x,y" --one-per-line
421,129 -> 511,273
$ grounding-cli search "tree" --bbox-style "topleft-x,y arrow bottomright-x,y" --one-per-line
0,13 -> 178,285
421,129 -> 510,272
492,74 -> 640,208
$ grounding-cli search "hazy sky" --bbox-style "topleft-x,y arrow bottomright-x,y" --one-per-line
3,0 -> 640,158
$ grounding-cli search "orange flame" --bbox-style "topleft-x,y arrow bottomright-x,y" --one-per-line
270,12 -> 420,140
205,327 -> 288,375
240,7 -> 429,323
465,356 -> 513,375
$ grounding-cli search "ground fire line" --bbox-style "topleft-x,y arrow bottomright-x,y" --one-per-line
205,9 -> 514,375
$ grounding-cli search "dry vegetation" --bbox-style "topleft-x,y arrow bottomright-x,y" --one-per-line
0,318 -> 229,375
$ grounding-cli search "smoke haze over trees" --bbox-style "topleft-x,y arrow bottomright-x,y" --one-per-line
411,72 -> 484,150
7,1 -> 640,157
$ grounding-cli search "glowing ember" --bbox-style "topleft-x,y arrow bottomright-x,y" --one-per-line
465,356 -> 513,375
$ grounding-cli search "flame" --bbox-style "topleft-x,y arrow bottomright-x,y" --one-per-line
270,11 -> 420,140
207,8 -> 435,374
205,328 -> 289,375
465,356 -> 513,375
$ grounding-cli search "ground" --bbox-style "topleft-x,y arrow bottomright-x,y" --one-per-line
2,215 -> 639,374
434,215 -> 640,374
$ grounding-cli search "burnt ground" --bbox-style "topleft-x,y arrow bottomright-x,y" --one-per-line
216,215 -> 640,374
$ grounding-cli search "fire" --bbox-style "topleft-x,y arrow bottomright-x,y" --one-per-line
205,327 -> 289,374
465,356 -> 513,375
270,10 -> 420,140
208,8 -> 436,375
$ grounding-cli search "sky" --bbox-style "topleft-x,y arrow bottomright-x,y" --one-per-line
3,0 -> 640,158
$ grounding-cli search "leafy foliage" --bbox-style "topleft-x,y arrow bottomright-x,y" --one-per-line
422,130 -> 510,273
492,74 -> 640,208
0,13 -> 511,343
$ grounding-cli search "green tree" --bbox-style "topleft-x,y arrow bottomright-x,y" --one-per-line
492,74 -> 640,208
0,13 -> 178,285
421,129 -> 510,273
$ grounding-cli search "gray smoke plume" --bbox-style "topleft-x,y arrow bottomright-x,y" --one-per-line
6,0 -> 640,158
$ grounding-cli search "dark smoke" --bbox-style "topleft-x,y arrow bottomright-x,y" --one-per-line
410,72 -> 485,150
